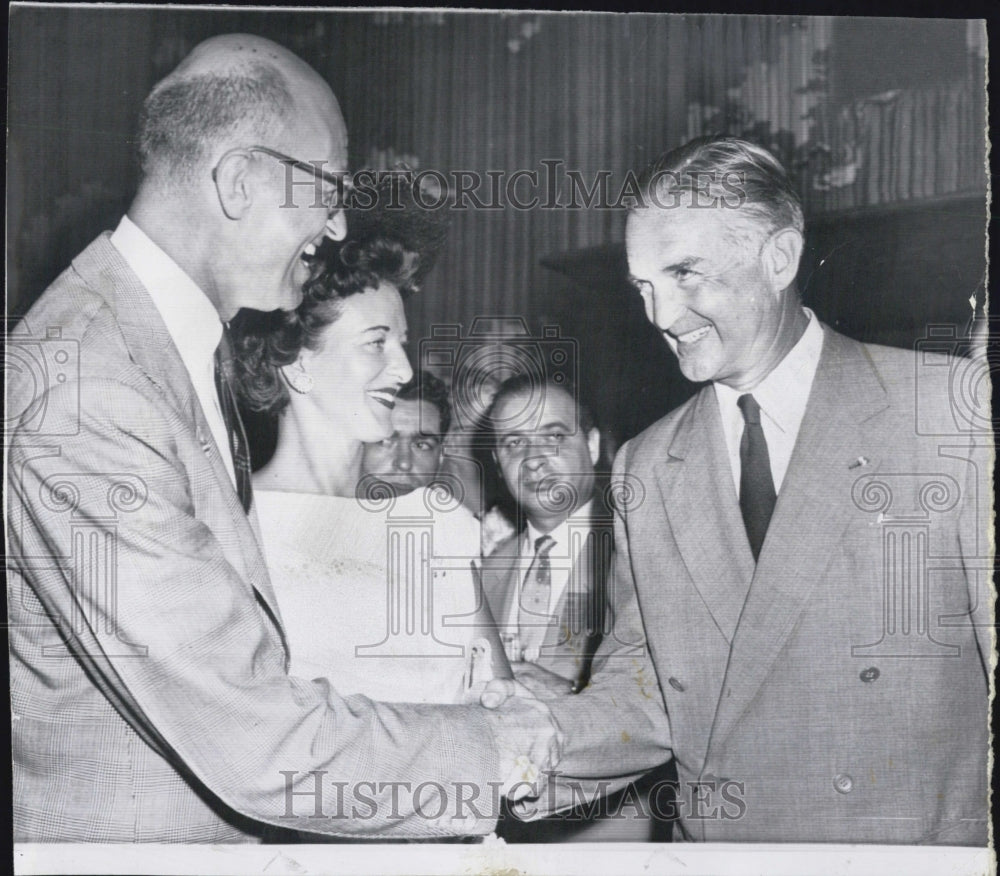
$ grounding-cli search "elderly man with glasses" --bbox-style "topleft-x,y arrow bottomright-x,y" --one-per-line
8,33 -> 560,843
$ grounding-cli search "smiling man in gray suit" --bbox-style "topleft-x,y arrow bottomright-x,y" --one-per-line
7,33 -> 558,843
614,135 -> 992,844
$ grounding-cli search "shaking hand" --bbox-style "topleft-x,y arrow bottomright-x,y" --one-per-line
481,682 -> 564,801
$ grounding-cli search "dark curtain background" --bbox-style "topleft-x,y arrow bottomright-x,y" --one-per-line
8,9 -> 987,440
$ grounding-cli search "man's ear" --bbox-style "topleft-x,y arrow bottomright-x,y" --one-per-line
212,151 -> 255,220
761,227 -> 803,294
587,427 -> 601,467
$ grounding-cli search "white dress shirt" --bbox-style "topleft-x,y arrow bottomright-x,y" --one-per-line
110,216 -> 235,486
714,309 -> 824,496
504,500 -> 594,638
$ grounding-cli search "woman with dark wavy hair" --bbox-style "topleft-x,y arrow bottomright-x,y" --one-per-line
231,188 -> 500,706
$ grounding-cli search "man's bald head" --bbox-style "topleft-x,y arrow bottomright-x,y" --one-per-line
137,34 -> 343,188
170,33 -> 324,83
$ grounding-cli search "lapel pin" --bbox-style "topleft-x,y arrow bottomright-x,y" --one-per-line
848,456 -> 870,470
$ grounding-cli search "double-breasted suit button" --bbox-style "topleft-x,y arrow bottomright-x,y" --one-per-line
668,677 -> 685,692
859,666 -> 880,683
833,773 -> 854,794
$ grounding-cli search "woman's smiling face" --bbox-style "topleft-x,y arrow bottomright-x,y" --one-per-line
299,281 -> 414,443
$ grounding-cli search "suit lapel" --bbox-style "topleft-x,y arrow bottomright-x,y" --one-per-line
74,235 -> 283,626
481,536 -> 523,635
706,329 -> 889,753
548,516 -> 590,645
542,518 -> 594,654
656,388 -> 756,643
555,511 -> 613,689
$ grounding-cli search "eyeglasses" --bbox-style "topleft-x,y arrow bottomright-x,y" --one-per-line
211,145 -> 353,215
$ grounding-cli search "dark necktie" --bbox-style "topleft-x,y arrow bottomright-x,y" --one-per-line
518,534 -> 556,661
737,394 -> 775,561
214,326 -> 253,513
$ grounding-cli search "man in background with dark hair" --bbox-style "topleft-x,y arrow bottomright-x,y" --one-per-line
483,374 -> 604,692
7,33 -> 560,843
362,369 -> 451,497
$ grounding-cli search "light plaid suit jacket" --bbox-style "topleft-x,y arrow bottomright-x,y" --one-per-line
7,233 -> 501,842
609,326 -> 991,844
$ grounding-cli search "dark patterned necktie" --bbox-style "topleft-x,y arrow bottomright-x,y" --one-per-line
214,327 -> 253,513
518,534 -> 556,661
737,394 -> 776,561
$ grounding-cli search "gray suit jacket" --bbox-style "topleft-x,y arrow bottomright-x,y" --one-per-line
612,325 -> 991,843
8,233 -> 501,842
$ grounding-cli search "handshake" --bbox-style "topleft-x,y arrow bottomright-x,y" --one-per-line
480,675 -> 567,806
464,637 -> 572,805
460,574 -> 574,804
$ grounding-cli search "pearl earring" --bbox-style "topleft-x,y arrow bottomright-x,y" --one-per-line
283,360 -> 314,395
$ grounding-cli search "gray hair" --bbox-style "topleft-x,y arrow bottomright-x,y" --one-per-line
137,62 -> 293,184
633,135 -> 804,244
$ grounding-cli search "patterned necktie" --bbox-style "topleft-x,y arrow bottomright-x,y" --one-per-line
737,394 -> 776,562
214,326 -> 253,514
518,534 -> 556,661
